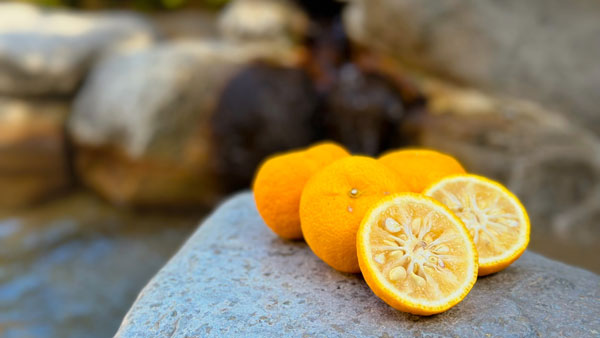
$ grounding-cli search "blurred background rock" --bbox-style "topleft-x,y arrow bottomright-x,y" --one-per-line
0,0 -> 598,337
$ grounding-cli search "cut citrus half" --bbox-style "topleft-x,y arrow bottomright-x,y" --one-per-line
424,174 -> 530,276
357,193 -> 478,315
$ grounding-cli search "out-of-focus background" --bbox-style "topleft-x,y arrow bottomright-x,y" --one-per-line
0,0 -> 598,336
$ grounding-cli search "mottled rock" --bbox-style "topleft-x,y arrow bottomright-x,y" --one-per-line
116,193 -> 600,337
401,77 -> 600,273
0,191 -> 199,338
0,97 -> 70,208
152,10 -> 218,41
68,41 -> 245,207
0,3 -> 155,96
211,62 -> 319,192
219,0 -> 308,46
68,40 -> 308,207
344,0 -> 600,135
215,0 -> 309,67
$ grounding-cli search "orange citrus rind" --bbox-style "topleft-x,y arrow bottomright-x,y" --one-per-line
253,141 -> 349,240
357,193 -> 478,315
300,156 -> 408,273
378,149 -> 466,193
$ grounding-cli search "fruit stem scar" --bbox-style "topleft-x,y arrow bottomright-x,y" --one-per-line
349,188 -> 359,198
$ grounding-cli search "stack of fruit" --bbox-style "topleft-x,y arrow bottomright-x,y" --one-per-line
253,142 -> 530,315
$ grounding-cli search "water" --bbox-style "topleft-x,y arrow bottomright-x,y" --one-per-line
0,191 -> 202,338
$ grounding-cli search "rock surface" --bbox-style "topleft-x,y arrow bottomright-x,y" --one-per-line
0,3 -> 155,96
68,9 -> 314,206
344,0 -> 600,135
116,192 -> 600,337
219,0 -> 308,47
152,10 -> 219,41
0,191 -> 200,338
0,97 -> 71,208
69,41 -> 249,207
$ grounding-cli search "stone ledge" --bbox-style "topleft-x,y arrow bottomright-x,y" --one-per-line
116,192 -> 600,337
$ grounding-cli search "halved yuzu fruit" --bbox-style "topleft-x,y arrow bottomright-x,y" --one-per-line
424,174 -> 530,276
357,193 -> 478,315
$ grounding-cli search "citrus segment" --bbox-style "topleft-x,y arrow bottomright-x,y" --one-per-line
300,156 -> 408,273
379,149 -> 466,193
253,142 -> 349,239
357,193 -> 478,315
424,174 -> 530,276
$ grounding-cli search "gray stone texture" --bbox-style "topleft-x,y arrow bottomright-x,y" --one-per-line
116,192 -> 600,337
0,2 -> 155,96
344,0 -> 600,135
69,41 -> 242,160
67,39 -> 309,207
67,41 -> 246,207
219,0 -> 309,47
67,0 -> 311,207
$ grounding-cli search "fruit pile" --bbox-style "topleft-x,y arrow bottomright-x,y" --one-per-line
253,141 -> 530,315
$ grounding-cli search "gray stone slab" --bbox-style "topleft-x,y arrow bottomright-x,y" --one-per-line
116,192 -> 600,337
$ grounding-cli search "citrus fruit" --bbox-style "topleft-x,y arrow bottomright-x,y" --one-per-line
303,142 -> 350,166
300,156 -> 409,273
357,193 -> 478,315
379,149 -> 466,193
424,174 -> 530,276
253,142 -> 349,239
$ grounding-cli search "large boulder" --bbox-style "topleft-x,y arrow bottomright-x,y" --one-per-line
67,0 -> 314,207
0,191 -> 199,338
116,192 -> 600,337
219,0 -> 309,47
0,2 -> 155,96
68,40 -> 316,207
344,0 -> 600,135
68,42 -> 243,207
0,97 -> 70,208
